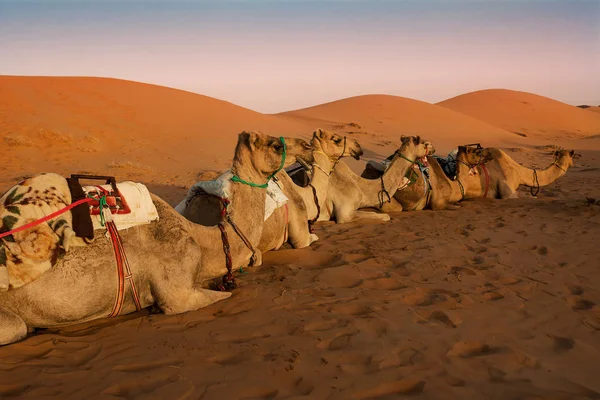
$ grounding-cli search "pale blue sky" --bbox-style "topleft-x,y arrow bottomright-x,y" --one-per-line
1,0 -> 598,112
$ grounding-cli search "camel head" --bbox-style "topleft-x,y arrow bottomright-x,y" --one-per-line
311,128 -> 363,160
399,135 -> 431,159
281,136 -> 315,169
553,149 -> 578,169
458,145 -> 495,166
233,131 -> 312,182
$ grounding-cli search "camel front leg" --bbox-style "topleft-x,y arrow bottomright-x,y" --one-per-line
155,286 -> 232,315
0,306 -> 28,346
287,211 -> 319,249
498,182 -> 518,199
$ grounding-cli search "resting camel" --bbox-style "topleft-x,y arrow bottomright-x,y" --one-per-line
180,129 -> 362,252
320,136 -> 432,223
259,129 -> 363,250
361,146 -> 494,211
0,131 -> 305,346
178,135 -> 316,253
461,147 -> 576,199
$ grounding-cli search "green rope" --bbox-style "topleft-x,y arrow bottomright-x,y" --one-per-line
398,153 -> 415,164
98,196 -> 107,227
231,137 -> 287,188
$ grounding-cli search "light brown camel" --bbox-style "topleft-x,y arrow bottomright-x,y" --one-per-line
259,129 -> 362,250
0,131 -> 297,346
361,146 -> 495,211
180,129 -> 362,252
462,147 -> 576,199
178,136 -> 316,253
320,136 -> 432,223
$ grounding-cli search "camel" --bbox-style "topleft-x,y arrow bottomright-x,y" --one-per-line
179,129 -> 362,252
259,129 -> 363,250
0,131 -> 303,346
461,147 -> 577,199
178,136 -> 316,253
320,136 -> 432,223
361,146 -> 495,211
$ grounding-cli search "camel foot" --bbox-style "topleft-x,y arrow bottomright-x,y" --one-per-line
159,288 -> 232,315
0,306 -> 27,346
250,250 -> 263,267
445,204 -> 461,210
354,211 -> 391,222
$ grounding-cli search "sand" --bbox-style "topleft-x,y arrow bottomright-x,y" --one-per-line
1,77 -> 600,399
437,89 -> 600,141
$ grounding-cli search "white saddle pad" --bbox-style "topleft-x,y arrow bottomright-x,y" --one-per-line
83,182 -> 159,231
175,171 -> 288,221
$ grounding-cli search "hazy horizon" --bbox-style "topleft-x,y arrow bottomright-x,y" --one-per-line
1,0 -> 598,113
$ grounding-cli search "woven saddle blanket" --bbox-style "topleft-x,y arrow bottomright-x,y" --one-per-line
0,173 -> 158,291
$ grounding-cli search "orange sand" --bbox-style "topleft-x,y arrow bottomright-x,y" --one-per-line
1,77 -> 599,399
437,89 -> 600,141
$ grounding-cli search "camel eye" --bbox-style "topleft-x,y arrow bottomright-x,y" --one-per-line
334,138 -> 341,144
273,143 -> 282,151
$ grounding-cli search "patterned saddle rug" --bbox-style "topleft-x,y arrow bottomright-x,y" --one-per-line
0,173 -> 158,291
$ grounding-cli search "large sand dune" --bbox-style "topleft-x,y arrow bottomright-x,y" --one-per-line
437,89 -> 600,140
0,76 -> 309,188
279,94 -> 521,158
1,77 -> 600,399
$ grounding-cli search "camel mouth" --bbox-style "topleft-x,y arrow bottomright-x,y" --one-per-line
351,149 -> 363,160
296,157 -> 312,170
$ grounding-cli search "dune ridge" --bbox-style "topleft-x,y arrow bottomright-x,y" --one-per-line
1,76 -> 600,399
437,89 -> 600,140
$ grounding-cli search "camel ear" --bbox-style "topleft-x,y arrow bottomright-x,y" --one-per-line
569,150 -> 575,157
458,146 -> 466,153
413,136 -> 421,145
242,131 -> 264,150
400,136 -> 409,144
314,128 -> 326,139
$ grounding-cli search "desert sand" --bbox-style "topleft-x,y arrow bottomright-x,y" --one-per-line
1,77 -> 600,399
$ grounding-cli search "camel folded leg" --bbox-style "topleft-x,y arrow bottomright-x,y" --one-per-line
498,182 -> 518,199
154,285 -> 232,315
0,306 -> 28,345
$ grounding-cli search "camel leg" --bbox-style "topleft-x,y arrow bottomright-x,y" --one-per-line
337,210 -> 390,223
380,200 -> 403,213
355,210 -> 391,222
153,285 -> 232,315
0,306 -> 28,346
498,182 -> 518,199
287,213 -> 319,249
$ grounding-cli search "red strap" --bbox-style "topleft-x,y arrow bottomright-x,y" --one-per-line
0,198 -> 94,239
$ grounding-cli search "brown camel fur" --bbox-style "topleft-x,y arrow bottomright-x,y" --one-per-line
362,146 -> 494,211
320,136 -> 432,223
259,129 -> 362,251
462,148 -> 576,199
0,131 -> 291,346
178,136 -> 316,254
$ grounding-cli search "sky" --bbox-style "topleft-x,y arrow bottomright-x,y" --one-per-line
0,0 -> 598,113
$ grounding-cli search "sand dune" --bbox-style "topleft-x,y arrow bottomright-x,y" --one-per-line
578,105 -> 600,115
1,77 -> 600,398
0,76 -> 310,188
437,89 -> 600,140
279,94 -> 521,160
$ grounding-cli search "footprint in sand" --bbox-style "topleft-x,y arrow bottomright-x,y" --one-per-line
446,341 -> 501,358
547,334 -> 575,354
567,297 -> 595,310
353,379 -> 426,399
